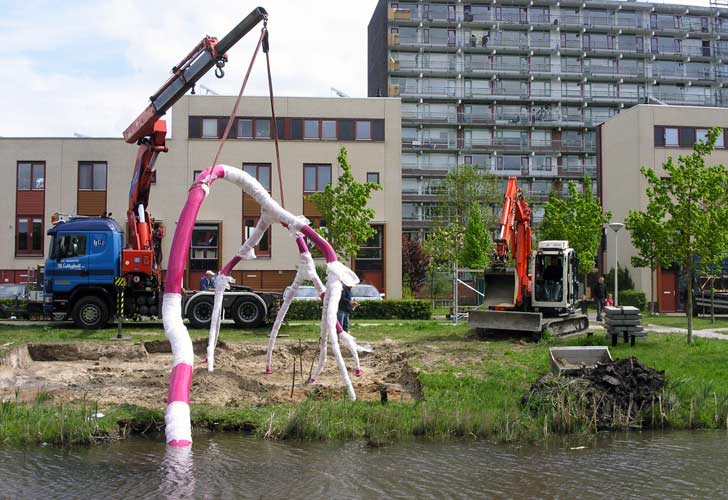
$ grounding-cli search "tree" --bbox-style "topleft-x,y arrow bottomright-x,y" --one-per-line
461,202 -> 492,269
632,127 -> 728,344
625,201 -> 667,314
540,179 -> 611,284
308,148 -> 382,261
402,235 -> 431,296
424,166 -> 500,270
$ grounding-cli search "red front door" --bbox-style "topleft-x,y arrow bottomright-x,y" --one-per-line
659,269 -> 677,313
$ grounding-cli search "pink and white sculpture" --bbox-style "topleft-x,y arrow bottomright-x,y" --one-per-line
163,165 -> 367,447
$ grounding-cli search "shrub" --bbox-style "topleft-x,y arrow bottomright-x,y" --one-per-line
619,290 -> 646,311
286,300 -> 431,320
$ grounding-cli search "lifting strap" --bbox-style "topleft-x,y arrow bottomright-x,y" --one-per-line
210,21 -> 286,211
210,28 -> 265,170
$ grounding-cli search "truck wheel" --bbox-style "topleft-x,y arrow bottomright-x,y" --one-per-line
232,297 -> 264,328
72,296 -> 110,330
187,296 -> 214,329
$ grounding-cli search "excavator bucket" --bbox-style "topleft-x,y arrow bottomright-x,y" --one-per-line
482,270 -> 518,307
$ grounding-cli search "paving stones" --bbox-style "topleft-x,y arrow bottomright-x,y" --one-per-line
605,306 -> 646,347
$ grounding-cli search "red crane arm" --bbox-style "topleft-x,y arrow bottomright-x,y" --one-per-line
120,8 -> 267,282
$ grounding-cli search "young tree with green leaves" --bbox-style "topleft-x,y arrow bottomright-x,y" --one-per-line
308,147 -> 382,261
625,203 -> 667,314
461,202 -> 492,269
632,127 -> 728,344
424,165 -> 500,270
540,180 -> 611,285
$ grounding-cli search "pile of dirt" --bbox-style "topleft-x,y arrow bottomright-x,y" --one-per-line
523,357 -> 665,430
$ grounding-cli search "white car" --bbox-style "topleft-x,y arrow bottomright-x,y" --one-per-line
286,285 -> 320,301
351,284 -> 384,301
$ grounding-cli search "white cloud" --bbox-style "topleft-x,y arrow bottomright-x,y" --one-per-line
0,0 -> 380,137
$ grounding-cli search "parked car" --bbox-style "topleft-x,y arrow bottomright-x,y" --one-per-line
286,286 -> 320,301
351,284 -> 384,301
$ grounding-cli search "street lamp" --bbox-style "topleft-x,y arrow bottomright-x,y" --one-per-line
608,222 -> 625,306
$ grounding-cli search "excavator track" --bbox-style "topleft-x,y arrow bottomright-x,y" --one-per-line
469,310 -> 589,339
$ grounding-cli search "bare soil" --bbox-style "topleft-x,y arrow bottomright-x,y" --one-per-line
0,338 -> 446,408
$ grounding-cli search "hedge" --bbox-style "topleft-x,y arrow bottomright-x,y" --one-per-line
619,290 -> 646,311
286,300 -> 431,320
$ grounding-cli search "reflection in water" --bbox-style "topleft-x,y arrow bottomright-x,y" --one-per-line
160,446 -> 195,499
1,431 -> 728,499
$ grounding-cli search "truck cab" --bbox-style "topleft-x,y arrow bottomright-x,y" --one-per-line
45,216 -> 124,328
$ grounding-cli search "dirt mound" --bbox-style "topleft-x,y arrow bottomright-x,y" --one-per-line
524,357 -> 665,430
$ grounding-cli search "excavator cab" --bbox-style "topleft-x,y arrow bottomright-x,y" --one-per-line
531,241 -> 577,312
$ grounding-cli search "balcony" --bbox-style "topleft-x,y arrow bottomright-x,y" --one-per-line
461,113 -> 495,125
682,18 -> 711,33
402,137 -> 457,150
683,46 -> 713,58
388,7 -> 414,22
584,42 -> 617,53
530,14 -> 551,25
402,111 -> 458,124
584,66 -> 617,77
496,12 -> 528,25
495,112 -> 530,125
651,92 -> 716,106
584,15 -> 615,29
412,86 -> 458,98
491,37 -> 529,50
560,15 -> 582,27
463,9 -> 492,23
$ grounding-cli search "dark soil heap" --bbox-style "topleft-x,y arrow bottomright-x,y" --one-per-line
523,357 -> 665,430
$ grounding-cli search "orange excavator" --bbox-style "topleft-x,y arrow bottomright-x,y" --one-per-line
469,176 -> 589,337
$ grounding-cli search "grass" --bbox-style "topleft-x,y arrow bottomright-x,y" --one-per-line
642,315 -> 728,330
3,320 -> 728,446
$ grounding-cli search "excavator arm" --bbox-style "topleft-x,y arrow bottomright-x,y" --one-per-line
120,7 -> 268,282
484,176 -> 532,307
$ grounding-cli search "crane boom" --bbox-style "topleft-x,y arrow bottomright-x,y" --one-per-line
120,7 -> 268,283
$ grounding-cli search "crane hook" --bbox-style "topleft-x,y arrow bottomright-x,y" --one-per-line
215,59 -> 225,78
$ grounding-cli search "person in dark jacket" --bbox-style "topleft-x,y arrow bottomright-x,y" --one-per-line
591,275 -> 608,321
337,285 -> 353,332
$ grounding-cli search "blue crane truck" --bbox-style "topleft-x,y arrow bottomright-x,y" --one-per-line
44,215 -> 281,330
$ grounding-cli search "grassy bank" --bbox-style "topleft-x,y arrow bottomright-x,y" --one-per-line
643,315 -> 728,330
3,322 -> 728,447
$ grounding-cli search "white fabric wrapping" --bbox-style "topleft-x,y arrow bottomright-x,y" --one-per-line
327,260 -> 360,287
321,278 -> 355,400
222,167 -> 306,233
163,293 -> 193,367
265,252 -> 320,371
207,274 -> 234,372
238,216 -> 271,260
165,401 -> 192,444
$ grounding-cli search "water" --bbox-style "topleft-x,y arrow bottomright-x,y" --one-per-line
2,431 -> 727,499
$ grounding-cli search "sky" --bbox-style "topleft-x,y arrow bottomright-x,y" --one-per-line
0,0 -> 380,137
0,0 -> 718,137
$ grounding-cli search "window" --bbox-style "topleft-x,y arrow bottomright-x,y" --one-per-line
355,226 -> 384,271
367,172 -> 380,185
190,224 -> 219,271
255,119 -> 271,139
243,217 -> 270,256
16,217 -> 43,255
355,120 -> 372,140
322,120 -> 337,139
55,234 -> 86,259
17,162 -> 44,190
303,164 -> 332,193
664,127 -> 679,146
696,128 -> 725,148
202,118 -> 218,138
78,162 -> 107,191
243,163 -> 271,192
304,120 -> 320,139
237,119 -> 253,138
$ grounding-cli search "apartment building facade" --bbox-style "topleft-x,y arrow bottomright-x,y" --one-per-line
369,0 -> 728,238
0,96 -> 403,298
600,104 -> 728,313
